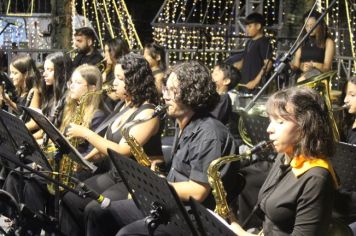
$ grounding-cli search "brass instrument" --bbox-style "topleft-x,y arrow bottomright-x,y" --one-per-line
46,87 -> 113,194
207,141 -> 273,221
96,59 -> 106,73
296,70 -> 340,141
120,104 -> 168,173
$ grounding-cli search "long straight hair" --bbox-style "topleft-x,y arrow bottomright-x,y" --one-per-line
11,55 -> 41,95
60,64 -> 102,132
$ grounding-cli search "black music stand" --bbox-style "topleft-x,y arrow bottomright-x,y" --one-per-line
189,198 -> 236,236
107,149 -> 198,236
330,142 -> 356,192
0,109 -> 51,170
20,106 -> 97,172
20,106 -> 97,233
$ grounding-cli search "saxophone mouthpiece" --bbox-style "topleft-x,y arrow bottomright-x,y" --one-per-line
153,104 -> 169,118
332,104 -> 350,112
247,140 -> 274,155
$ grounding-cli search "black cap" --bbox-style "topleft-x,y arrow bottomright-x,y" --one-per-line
244,12 -> 265,26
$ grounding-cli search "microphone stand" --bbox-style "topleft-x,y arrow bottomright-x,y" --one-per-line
244,0 -> 337,112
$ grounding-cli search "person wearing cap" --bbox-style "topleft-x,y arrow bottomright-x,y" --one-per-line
233,12 -> 273,94
72,27 -> 104,68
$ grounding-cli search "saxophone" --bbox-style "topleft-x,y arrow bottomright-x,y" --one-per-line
47,86 -> 114,194
207,141 -> 273,221
120,104 -> 167,173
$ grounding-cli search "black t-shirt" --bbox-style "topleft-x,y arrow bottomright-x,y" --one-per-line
240,36 -> 272,92
300,37 -> 326,64
72,49 -> 103,68
346,126 -> 356,145
258,154 -> 334,236
210,93 -> 232,125
166,114 -> 238,209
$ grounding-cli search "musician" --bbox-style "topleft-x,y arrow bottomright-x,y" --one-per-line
230,87 -> 338,235
85,61 -> 238,236
0,55 -> 41,119
102,38 -> 130,84
211,62 -> 240,125
61,53 -> 162,235
343,76 -> 356,144
143,42 -> 167,94
291,10 -> 335,80
26,52 -> 72,136
101,38 -> 130,112
72,27 -> 103,68
233,12 -> 273,94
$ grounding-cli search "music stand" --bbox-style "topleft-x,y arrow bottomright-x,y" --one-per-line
107,149 -> 198,236
20,106 -> 97,232
20,106 -> 97,172
330,142 -> 356,191
189,198 -> 236,236
0,109 -> 51,170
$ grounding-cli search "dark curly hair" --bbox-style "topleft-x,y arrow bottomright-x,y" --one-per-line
166,61 -> 219,113
117,53 -> 159,106
266,87 -> 335,158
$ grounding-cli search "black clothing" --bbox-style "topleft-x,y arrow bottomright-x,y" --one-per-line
258,154 -> 335,236
166,114 -> 237,209
300,37 -> 325,64
240,36 -> 272,94
62,103 -> 163,236
210,93 -> 232,125
346,126 -> 356,145
72,49 -> 103,68
93,113 -> 238,236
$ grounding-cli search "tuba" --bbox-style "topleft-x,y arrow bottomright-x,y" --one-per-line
207,141 -> 273,221
296,70 -> 340,141
46,87 -> 114,194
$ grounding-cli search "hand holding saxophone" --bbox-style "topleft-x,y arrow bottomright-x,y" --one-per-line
66,123 -> 88,139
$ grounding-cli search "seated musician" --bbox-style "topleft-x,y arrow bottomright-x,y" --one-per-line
27,52 -> 72,139
291,10 -> 335,82
60,53 -> 163,236
230,87 -> 338,235
83,60 -> 239,236
211,62 -> 240,125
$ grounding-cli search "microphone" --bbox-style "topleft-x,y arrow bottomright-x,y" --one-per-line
152,104 -> 169,118
75,181 -> 111,209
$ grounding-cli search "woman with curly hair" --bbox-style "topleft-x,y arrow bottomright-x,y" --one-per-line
61,53 -> 163,236
85,60 -> 238,236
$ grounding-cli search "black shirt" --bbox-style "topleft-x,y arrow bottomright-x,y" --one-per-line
210,93 -> 232,125
346,126 -> 356,145
72,49 -> 103,68
166,114 -> 237,209
258,154 -> 334,236
240,36 -> 272,93
300,37 -> 326,64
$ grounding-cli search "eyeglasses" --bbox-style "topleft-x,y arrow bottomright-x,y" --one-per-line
162,85 -> 179,100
